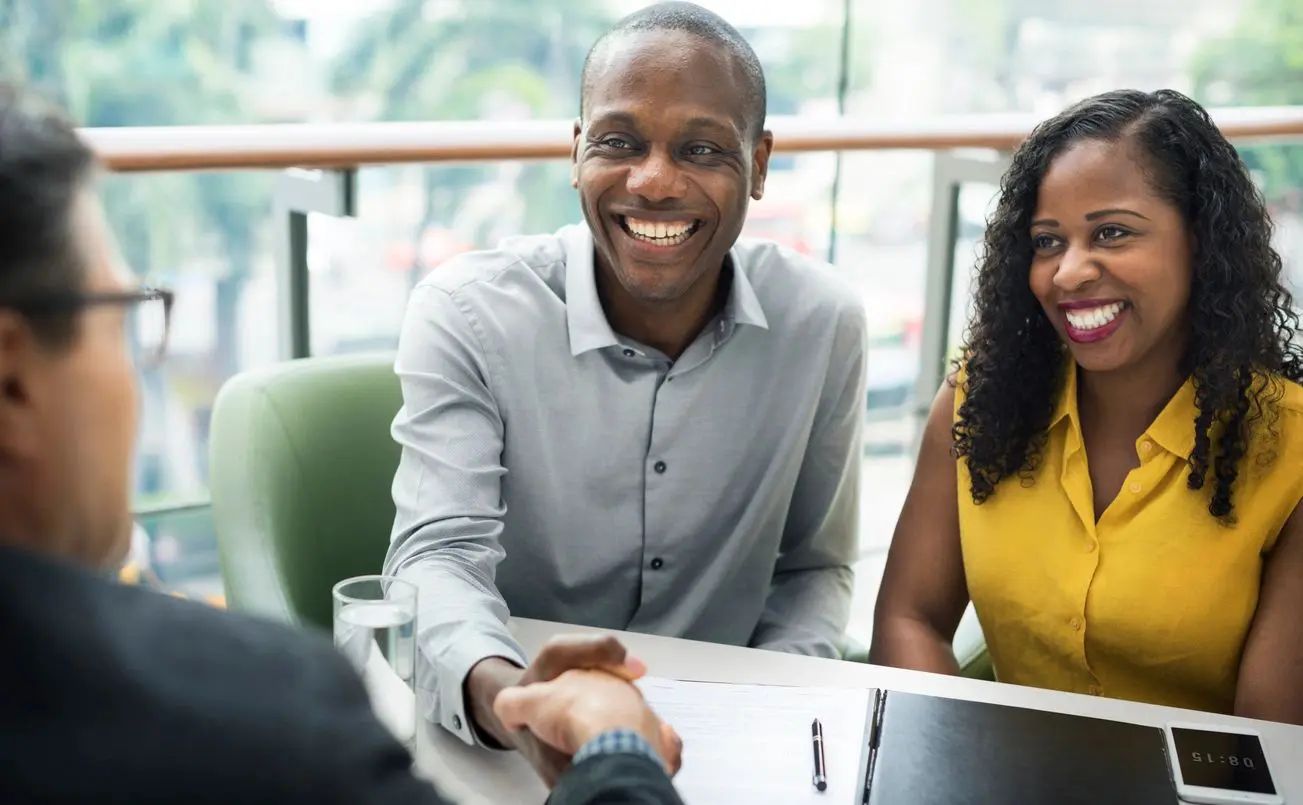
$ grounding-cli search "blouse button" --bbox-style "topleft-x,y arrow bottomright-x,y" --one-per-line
1140,440 -> 1153,453
1129,481 -> 1142,494
1070,617 -> 1082,631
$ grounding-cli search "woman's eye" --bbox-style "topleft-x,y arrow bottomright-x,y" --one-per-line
1032,234 -> 1058,250
1097,225 -> 1129,242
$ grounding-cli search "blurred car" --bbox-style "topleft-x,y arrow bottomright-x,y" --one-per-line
742,204 -> 814,255
866,327 -> 920,412
862,296 -> 922,414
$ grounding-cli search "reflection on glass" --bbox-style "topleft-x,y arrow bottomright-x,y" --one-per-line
101,170 -> 276,592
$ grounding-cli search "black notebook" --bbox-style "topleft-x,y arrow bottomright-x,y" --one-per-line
863,691 -> 1178,805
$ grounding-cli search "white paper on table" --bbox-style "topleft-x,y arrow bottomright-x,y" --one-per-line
637,677 -> 875,805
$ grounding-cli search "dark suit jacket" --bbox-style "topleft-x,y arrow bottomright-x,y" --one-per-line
0,546 -> 684,805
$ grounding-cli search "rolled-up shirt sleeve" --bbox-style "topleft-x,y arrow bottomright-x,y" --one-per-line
384,283 -> 527,747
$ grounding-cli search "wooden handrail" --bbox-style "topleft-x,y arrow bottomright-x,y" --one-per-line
82,107 -> 1303,173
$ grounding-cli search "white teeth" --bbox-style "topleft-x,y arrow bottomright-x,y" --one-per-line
1065,302 -> 1125,331
623,216 -> 696,246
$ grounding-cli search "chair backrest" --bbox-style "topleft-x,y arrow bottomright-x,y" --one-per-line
208,352 -> 401,630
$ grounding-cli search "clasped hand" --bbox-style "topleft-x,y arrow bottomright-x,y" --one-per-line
470,635 -> 683,787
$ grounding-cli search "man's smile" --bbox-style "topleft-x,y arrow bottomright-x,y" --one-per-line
618,215 -> 703,247
612,214 -> 708,263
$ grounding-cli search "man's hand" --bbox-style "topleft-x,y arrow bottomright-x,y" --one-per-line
495,669 -> 683,779
464,635 -> 647,786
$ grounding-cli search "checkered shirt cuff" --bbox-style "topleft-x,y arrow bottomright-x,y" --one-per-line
572,728 -> 664,771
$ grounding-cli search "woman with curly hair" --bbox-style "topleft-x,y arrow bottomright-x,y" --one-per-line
869,89 -> 1303,724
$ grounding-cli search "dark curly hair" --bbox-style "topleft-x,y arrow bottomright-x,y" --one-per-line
953,88 -> 1303,521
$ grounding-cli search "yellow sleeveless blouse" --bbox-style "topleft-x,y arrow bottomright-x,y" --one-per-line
955,365 -> 1303,714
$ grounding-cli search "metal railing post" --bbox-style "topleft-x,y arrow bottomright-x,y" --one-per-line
273,168 -> 357,360
913,152 -> 1011,450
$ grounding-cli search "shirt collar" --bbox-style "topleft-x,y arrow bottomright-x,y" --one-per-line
1051,361 -> 1197,459
562,225 -> 769,357
563,226 -> 619,355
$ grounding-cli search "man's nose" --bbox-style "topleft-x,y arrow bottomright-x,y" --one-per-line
1054,243 -> 1102,292
626,147 -> 688,202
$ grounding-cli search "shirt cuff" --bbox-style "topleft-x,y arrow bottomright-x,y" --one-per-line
572,729 -> 665,772
424,631 -> 528,748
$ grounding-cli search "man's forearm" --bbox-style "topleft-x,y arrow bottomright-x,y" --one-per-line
387,547 -> 527,744
551,752 -> 685,805
464,656 -> 526,747
750,565 -> 853,657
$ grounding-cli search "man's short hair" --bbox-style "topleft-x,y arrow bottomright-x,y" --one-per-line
580,1 -> 767,140
0,84 -> 96,347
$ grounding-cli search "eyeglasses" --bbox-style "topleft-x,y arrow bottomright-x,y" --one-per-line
3,286 -> 175,366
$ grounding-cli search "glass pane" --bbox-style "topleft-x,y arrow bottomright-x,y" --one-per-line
132,506 -> 225,604
834,150 -> 931,645
948,181 -> 1001,360
1239,144 -> 1303,303
2,0 -> 1293,128
102,169 -> 278,595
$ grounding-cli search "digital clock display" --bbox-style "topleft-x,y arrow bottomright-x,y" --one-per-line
1171,727 -> 1276,795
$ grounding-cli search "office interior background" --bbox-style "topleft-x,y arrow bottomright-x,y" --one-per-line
3,0 -> 1300,646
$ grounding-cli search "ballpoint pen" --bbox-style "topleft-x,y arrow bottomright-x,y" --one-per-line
812,718 -> 827,792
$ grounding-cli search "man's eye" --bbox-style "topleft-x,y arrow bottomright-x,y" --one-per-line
598,137 -> 632,150
686,144 -> 718,156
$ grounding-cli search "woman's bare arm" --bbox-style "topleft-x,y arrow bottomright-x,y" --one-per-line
1234,500 -> 1303,725
868,381 -> 971,674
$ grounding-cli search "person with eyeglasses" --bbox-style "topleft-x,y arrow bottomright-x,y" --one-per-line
0,85 -> 685,803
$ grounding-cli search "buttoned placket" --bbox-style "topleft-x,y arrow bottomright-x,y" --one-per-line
631,319 -> 734,616
1060,422 -> 1104,691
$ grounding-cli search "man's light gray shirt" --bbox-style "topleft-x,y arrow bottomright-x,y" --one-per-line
386,224 -> 866,745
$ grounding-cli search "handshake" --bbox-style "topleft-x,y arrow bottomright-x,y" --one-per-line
468,634 -> 685,788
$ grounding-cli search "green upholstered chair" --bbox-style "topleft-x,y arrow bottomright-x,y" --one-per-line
208,352 -> 402,631
953,607 -> 994,680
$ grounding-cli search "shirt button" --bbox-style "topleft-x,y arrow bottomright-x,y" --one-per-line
653,461 -> 667,474
1070,617 -> 1082,631
1129,481 -> 1142,494
452,714 -> 462,730
650,557 -> 664,570
622,348 -> 636,358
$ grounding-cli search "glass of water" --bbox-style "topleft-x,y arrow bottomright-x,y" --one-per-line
333,575 -> 418,750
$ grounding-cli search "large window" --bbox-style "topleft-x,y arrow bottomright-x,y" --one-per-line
3,0 -> 1301,641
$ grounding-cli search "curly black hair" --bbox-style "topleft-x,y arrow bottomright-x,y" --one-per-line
953,88 -> 1303,521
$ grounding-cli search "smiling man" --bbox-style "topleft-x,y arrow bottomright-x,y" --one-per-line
386,0 -> 868,781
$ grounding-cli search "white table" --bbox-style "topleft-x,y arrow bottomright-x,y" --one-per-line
409,618 -> 1303,804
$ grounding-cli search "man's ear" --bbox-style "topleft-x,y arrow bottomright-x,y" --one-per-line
750,130 -> 774,201
571,117 -> 583,189
0,311 -> 43,462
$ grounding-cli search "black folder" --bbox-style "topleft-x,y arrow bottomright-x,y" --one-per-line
862,691 -> 1178,804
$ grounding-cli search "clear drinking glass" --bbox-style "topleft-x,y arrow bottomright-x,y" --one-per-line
333,575 -> 418,750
